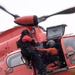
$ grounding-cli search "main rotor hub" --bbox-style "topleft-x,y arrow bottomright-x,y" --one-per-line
14,15 -> 38,26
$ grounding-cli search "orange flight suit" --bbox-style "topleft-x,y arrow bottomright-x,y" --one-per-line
36,47 -> 58,55
36,47 -> 59,70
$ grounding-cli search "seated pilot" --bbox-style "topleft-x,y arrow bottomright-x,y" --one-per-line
36,40 -> 60,71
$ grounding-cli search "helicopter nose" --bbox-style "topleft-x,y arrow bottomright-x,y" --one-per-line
14,15 -> 38,26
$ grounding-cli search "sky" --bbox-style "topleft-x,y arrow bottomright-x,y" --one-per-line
0,0 -> 75,35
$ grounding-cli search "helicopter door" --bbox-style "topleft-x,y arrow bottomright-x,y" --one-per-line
6,52 -> 34,75
62,36 -> 75,75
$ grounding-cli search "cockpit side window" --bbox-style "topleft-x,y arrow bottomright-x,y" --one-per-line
64,37 -> 75,64
7,52 -> 24,68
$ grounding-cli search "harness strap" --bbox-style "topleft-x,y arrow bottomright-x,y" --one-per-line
21,55 -> 32,69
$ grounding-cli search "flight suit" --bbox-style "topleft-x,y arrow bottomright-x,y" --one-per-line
18,35 -> 47,74
36,47 -> 60,71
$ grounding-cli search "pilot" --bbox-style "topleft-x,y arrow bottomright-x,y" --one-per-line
36,40 -> 60,71
16,29 -> 52,75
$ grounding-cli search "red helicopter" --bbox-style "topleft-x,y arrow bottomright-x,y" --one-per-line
0,5 -> 75,75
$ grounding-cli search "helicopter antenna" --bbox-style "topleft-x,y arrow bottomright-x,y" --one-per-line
38,6 -> 75,23
0,5 -> 19,19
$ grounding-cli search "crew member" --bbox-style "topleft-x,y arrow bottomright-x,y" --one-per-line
16,29 -> 52,75
36,40 -> 60,71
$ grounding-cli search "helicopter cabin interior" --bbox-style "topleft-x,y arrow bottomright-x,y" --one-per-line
35,24 -> 68,73
41,24 -> 67,72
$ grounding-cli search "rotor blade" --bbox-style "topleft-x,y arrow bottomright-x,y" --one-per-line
47,6 -> 75,17
38,6 -> 75,23
0,5 -> 19,19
